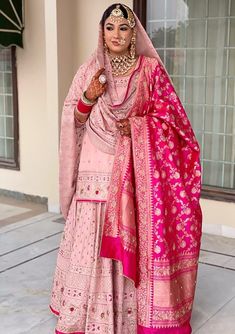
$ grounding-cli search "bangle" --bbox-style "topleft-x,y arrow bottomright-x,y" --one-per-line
77,98 -> 93,113
74,107 -> 89,124
81,91 -> 96,106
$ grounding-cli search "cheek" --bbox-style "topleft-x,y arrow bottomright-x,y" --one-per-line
123,31 -> 132,42
123,33 -> 132,46
104,30 -> 112,41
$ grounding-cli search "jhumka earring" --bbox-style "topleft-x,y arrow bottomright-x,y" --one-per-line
130,28 -> 136,59
103,39 -> 109,53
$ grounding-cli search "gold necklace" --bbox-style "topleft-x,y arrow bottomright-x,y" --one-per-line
109,53 -> 137,77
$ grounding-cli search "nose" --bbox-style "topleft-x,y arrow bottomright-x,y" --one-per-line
113,27 -> 120,39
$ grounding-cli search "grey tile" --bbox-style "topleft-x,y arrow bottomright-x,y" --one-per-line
22,316 -> 57,334
0,215 -> 64,255
0,250 -> 58,334
0,233 -> 61,272
0,212 -> 58,234
191,263 -> 235,331
201,233 -> 235,256
199,250 -> 230,267
0,203 -> 31,220
194,296 -> 235,334
224,257 -> 235,270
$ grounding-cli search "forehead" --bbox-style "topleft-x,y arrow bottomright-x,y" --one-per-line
104,17 -> 130,26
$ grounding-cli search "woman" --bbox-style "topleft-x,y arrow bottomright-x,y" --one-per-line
50,4 -> 202,334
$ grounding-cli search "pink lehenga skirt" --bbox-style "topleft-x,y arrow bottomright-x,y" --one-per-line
50,133 -> 137,334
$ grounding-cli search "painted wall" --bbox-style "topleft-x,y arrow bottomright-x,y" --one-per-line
201,199 -> 235,238
0,0 -> 49,198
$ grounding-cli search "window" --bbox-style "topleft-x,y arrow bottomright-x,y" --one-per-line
134,0 -> 235,200
0,46 -> 19,169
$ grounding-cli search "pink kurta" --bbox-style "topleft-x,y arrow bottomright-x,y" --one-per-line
50,76 -> 138,334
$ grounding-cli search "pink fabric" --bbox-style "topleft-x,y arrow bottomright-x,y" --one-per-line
50,305 -> 59,316
100,60 -> 202,332
138,323 -> 191,334
100,236 -> 137,284
55,331 -> 84,334
50,199 -> 137,333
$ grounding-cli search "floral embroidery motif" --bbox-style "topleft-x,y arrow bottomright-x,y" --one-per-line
76,172 -> 111,201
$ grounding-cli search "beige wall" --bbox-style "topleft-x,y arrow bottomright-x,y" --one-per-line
201,199 -> 235,238
0,0 -> 49,199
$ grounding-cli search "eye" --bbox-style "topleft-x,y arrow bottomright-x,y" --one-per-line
120,26 -> 128,31
106,26 -> 113,31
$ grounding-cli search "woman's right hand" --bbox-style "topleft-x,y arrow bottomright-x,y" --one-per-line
85,68 -> 107,102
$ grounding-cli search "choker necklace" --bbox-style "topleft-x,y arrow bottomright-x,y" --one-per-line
109,53 -> 137,77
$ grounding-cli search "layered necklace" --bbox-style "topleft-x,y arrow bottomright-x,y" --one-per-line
109,53 -> 137,77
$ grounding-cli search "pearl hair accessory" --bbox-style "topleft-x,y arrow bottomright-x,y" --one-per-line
109,4 -> 136,28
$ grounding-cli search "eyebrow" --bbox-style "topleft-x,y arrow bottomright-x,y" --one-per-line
105,23 -> 129,27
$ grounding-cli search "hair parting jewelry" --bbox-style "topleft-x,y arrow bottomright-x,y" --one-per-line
109,4 -> 136,28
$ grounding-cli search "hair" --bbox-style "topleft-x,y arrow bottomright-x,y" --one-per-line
100,3 -> 129,27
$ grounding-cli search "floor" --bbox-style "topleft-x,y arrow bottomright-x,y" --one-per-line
0,196 -> 235,334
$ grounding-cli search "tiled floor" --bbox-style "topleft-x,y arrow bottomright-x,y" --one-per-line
0,198 -> 235,334
0,195 -> 47,227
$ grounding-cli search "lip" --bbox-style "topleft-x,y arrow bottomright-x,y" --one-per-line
112,41 -> 120,46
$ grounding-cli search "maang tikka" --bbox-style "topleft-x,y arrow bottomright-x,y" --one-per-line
109,4 -> 136,28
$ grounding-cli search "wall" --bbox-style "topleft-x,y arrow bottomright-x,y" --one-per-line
0,0 -> 48,198
201,199 -> 235,238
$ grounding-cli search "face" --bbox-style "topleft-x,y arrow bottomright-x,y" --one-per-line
104,17 -> 133,56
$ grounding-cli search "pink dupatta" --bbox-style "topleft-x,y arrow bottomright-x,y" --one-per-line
100,59 -> 202,333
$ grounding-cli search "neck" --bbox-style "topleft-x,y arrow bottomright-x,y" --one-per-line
108,50 -> 130,58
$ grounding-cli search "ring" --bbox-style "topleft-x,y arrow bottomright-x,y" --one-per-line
98,74 -> 107,85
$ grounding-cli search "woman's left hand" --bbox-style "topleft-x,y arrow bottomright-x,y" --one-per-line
116,119 -> 131,137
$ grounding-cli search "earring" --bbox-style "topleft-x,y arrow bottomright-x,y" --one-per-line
104,39 -> 109,53
130,29 -> 136,59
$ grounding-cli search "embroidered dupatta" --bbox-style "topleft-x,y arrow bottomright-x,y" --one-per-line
100,58 -> 202,333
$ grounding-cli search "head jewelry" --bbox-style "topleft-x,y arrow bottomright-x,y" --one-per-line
109,4 -> 136,28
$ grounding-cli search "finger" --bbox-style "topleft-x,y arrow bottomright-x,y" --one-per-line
94,68 -> 105,79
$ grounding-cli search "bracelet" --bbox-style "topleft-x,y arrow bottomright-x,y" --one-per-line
74,107 -> 89,125
77,98 -> 93,113
81,91 -> 96,106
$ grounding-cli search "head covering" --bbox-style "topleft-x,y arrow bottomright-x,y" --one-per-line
96,5 -> 162,67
